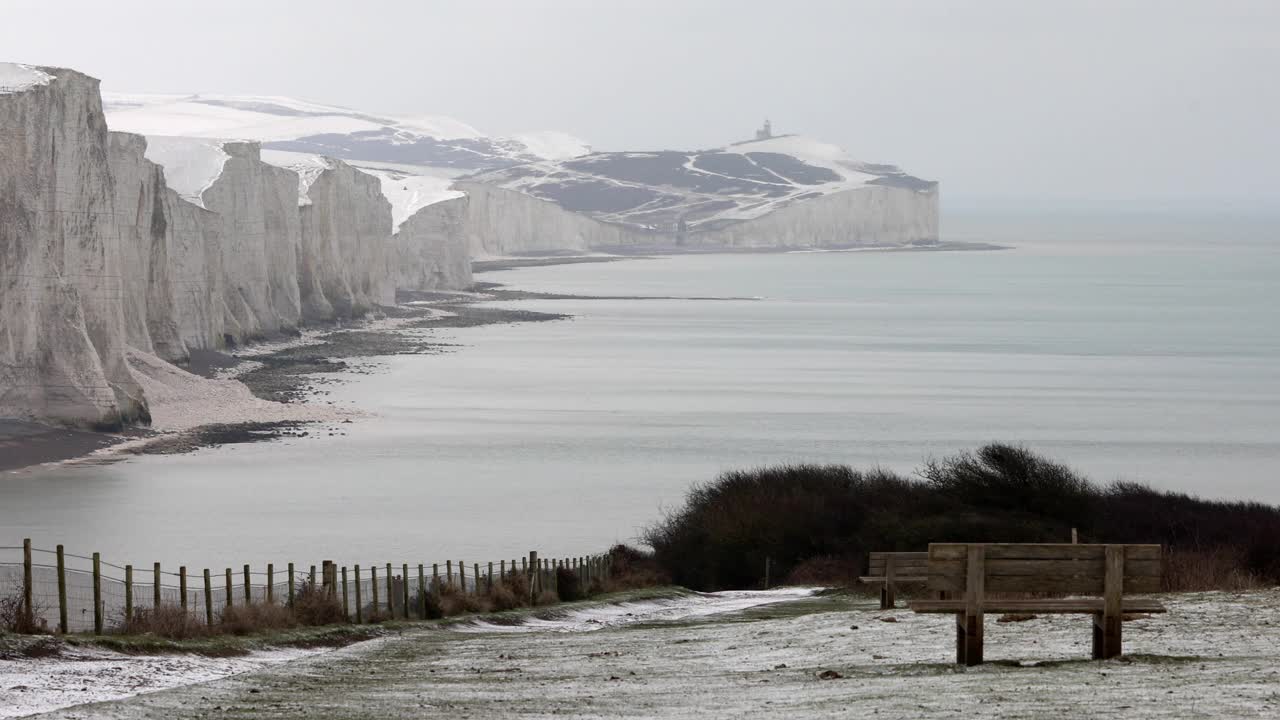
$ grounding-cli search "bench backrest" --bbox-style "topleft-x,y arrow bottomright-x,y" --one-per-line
926,543 -> 1162,595
868,552 -> 929,577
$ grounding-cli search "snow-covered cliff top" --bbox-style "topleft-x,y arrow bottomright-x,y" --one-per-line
103,93 -> 589,171
260,149 -> 337,207
141,136 -> 231,208
463,133 -> 937,232
364,169 -> 466,232
0,63 -> 53,94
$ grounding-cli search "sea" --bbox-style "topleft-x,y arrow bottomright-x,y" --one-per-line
3,212 -> 1277,571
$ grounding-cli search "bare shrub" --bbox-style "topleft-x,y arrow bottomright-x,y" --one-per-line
783,554 -> 862,587
1163,547 -> 1263,592
292,581 -> 346,626
486,583 -> 523,612
0,591 -> 50,634
219,602 -> 296,635
439,585 -> 488,616
536,590 -> 560,606
119,605 -> 209,640
603,545 -> 669,592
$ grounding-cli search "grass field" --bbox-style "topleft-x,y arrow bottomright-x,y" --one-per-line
11,586 -> 1280,719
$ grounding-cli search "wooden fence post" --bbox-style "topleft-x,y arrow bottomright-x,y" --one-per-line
459,561 -> 466,594
488,562 -> 494,593
310,565 -> 316,588
56,544 -> 68,634
203,569 -> 213,626
288,562 -> 296,607
446,560 -> 453,590
432,563 -> 440,596
341,566 -> 350,620
354,565 -> 363,623
385,563 -> 393,615
92,552 -> 103,635
418,564 -> 426,618
153,562 -> 161,607
179,566 -> 188,612
528,551 -> 538,605
225,568 -> 233,607
22,539 -> 32,627
474,564 -> 480,596
123,564 -> 133,627
402,563 -> 410,619
267,564 -> 274,604
321,561 -> 332,596
500,560 -> 506,584
243,565 -> 251,604
371,565 -> 379,617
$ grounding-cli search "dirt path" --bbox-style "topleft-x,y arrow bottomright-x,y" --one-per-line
30,588 -> 1280,719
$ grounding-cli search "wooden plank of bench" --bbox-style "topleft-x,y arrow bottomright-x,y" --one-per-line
928,573 -> 1161,595
858,576 -> 927,584
910,598 -> 1167,614
929,543 -> 1161,562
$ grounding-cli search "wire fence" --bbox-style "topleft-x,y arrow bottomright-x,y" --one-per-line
0,541 -> 610,635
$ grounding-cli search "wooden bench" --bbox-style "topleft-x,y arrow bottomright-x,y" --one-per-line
858,552 -> 930,609
909,543 -> 1167,665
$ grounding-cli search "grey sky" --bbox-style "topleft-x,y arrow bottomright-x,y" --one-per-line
3,0 -> 1277,212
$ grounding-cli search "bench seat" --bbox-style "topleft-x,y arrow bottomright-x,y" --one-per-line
858,575 -> 927,584
910,597 -> 1167,615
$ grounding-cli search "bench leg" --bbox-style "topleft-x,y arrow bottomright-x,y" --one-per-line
880,586 -> 892,610
956,611 -> 984,666
1092,612 -> 1122,660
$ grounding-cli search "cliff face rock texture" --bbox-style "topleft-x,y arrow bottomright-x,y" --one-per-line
393,196 -> 471,291
0,65 -> 148,427
147,138 -> 303,342
366,170 -> 471,291
262,152 -> 397,319
107,131 -> 185,361
455,181 -> 651,258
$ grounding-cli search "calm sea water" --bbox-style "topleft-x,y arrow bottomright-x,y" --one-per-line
3,213 -> 1278,571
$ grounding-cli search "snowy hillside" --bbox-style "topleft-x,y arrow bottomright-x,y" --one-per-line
104,93 -> 590,171
463,133 -> 937,234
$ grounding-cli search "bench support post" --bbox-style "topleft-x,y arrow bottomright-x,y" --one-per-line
881,554 -> 896,610
956,545 -> 985,666
1093,545 -> 1124,659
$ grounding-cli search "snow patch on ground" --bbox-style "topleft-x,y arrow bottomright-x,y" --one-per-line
509,130 -> 591,160
459,588 -> 818,634
0,645 -> 323,719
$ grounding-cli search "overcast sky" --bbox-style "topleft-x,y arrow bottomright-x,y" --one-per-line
3,0 -> 1276,212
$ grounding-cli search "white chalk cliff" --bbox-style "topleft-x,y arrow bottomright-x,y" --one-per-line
0,65 -> 480,428
4,66 -> 940,429
1,65 -> 148,427
462,133 -> 939,251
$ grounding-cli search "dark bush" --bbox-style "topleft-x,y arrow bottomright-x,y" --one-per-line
643,443 -> 1280,591
556,568 -> 583,602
